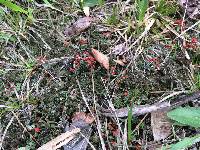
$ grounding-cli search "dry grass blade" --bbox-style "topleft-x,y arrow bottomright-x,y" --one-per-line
37,128 -> 80,150
0,116 -> 14,149
101,90 -> 200,117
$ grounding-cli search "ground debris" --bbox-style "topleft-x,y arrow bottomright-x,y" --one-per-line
179,0 -> 200,19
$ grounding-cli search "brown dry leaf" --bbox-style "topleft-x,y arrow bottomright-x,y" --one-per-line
64,17 -> 93,37
114,59 -> 125,66
91,48 -> 109,70
72,112 -> 86,122
151,110 -> 172,141
63,40 -> 71,47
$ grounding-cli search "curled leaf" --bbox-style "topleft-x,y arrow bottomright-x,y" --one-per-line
91,48 -> 109,70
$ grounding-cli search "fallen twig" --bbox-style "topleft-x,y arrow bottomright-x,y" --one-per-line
101,90 -> 200,118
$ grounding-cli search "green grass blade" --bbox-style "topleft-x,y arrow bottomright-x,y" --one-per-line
82,0 -> 104,7
137,0 -> 148,22
0,0 -> 28,14
128,106 -> 133,143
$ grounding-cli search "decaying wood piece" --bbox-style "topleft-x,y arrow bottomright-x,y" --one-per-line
37,128 -> 80,150
101,90 -> 200,118
151,110 -> 172,141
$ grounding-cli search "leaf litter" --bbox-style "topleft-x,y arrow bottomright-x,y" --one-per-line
1,0 -> 200,149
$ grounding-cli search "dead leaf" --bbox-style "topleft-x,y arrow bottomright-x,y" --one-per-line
114,59 -> 125,66
91,48 -> 109,70
102,31 -> 112,38
64,17 -> 93,37
151,110 -> 172,141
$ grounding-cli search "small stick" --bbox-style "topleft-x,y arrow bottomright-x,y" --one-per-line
101,90 -> 200,118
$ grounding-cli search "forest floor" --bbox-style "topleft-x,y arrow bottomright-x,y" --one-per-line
0,0 -> 200,149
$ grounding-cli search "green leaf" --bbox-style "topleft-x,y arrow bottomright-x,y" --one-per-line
17,147 -> 30,150
161,134 -> 200,150
137,0 -> 148,22
0,0 -> 28,14
82,0 -> 103,7
167,107 -> 200,128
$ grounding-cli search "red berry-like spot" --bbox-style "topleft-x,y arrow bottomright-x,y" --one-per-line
110,141 -> 117,146
69,67 -> 76,72
124,90 -> 129,96
146,57 -> 158,63
174,19 -> 184,26
111,66 -> 116,75
164,45 -> 172,49
191,37 -> 198,43
112,129 -> 120,137
83,51 -> 90,55
34,127 -> 41,133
